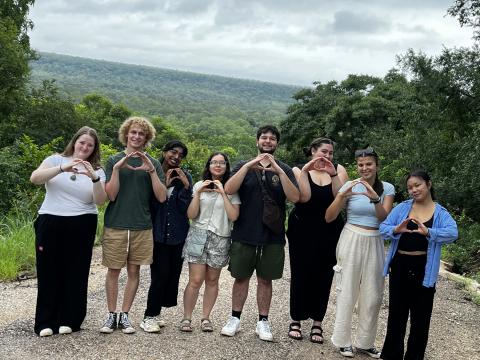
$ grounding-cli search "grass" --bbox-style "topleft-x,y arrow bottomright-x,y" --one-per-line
0,214 -> 36,281
0,206 -> 106,282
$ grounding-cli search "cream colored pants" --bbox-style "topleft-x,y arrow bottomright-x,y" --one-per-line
331,223 -> 385,349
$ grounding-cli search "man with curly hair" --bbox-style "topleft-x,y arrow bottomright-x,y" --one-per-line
100,116 -> 167,334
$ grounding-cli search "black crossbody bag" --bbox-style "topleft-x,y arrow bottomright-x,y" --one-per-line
254,170 -> 284,235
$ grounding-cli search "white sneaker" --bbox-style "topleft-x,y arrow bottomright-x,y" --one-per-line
59,326 -> 72,335
39,328 -> 53,337
220,316 -> 241,337
255,319 -> 273,342
140,317 -> 161,333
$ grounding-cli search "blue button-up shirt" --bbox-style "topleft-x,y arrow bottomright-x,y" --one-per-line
151,170 -> 193,245
380,199 -> 458,287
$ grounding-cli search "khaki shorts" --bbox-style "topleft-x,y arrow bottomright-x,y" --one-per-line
101,227 -> 153,269
228,242 -> 285,280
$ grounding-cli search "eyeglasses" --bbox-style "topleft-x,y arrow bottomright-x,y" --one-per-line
209,161 -> 227,167
354,148 -> 377,158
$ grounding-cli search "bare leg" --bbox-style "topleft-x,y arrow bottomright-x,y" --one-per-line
257,276 -> 272,316
202,266 -> 222,319
232,277 -> 250,312
121,263 -> 140,313
183,263 -> 206,320
105,268 -> 121,312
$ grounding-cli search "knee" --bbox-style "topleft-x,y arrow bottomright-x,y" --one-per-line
257,277 -> 272,288
204,277 -> 219,288
126,265 -> 140,279
188,276 -> 204,290
107,268 -> 121,280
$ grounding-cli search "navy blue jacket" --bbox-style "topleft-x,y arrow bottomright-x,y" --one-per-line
151,170 -> 193,245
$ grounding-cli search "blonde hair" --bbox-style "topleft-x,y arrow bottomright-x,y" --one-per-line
118,116 -> 156,147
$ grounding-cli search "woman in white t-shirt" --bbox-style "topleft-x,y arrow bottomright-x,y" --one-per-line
30,126 -> 107,337
325,148 -> 395,358
180,152 -> 240,332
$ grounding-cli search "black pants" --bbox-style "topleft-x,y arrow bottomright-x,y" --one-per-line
34,214 -> 97,334
288,220 -> 337,322
144,242 -> 184,317
381,254 -> 435,360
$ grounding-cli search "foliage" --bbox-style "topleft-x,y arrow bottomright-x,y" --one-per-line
448,0 -> 480,41
30,52 -> 298,126
0,211 -> 35,281
443,214 -> 480,282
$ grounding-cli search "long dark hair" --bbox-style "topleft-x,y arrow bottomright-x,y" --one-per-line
62,126 -> 101,169
355,148 -> 384,197
406,169 -> 435,200
202,152 -> 231,185
302,137 -> 335,157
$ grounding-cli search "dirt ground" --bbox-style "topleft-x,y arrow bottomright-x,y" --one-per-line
0,246 -> 479,360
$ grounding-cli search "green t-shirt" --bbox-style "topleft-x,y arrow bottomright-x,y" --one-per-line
104,152 -> 164,230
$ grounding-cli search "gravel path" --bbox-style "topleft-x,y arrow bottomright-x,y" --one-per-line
0,246 -> 479,360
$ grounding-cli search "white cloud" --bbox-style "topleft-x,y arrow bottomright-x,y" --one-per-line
29,0 -> 474,85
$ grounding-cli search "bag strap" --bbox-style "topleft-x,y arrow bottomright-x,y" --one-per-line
254,170 -> 280,207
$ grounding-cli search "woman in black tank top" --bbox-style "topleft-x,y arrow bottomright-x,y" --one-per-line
286,138 -> 348,343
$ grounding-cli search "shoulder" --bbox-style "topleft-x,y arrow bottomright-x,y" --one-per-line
44,153 -> 63,165
382,181 -> 395,194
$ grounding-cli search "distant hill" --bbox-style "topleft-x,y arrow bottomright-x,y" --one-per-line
29,52 -> 300,125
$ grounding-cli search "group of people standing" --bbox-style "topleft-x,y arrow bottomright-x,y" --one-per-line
30,118 -> 458,360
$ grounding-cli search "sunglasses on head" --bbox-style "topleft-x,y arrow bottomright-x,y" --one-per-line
354,148 -> 377,158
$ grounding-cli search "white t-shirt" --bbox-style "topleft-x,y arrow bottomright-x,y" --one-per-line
38,154 -> 106,216
339,180 -> 395,228
190,181 -> 241,237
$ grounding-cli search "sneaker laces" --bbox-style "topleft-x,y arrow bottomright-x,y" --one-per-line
258,319 -> 271,333
120,313 -> 132,328
226,316 -> 239,328
104,313 -> 116,327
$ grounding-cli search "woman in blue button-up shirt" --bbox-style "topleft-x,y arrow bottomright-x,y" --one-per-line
379,170 -> 458,360
141,140 -> 193,333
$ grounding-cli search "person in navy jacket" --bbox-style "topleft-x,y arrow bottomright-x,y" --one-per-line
379,170 -> 458,360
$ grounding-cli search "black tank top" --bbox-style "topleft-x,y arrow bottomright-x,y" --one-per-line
397,216 -> 434,252
294,172 -> 337,221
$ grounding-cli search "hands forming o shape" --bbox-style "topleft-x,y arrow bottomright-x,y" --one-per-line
302,156 -> 336,176
394,218 -> 429,236
247,153 -> 282,174
113,151 -> 155,173
341,179 -> 379,201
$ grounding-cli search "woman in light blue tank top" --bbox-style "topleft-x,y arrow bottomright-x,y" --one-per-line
325,148 -> 395,358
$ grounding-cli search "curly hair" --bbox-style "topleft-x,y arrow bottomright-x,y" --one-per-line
118,116 -> 156,147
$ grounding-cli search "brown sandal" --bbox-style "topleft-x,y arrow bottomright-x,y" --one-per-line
179,319 -> 193,332
200,318 -> 213,332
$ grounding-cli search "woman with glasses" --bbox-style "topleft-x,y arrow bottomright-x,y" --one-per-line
286,138 -> 348,344
141,140 -> 193,333
180,152 -> 240,332
30,126 -> 107,336
380,170 -> 457,360
325,148 -> 395,358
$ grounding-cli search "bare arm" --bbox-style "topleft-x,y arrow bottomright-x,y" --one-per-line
331,164 -> 349,195
214,180 -> 240,221
374,195 -> 394,222
30,157 -> 81,185
325,191 -> 348,223
294,167 -> 312,203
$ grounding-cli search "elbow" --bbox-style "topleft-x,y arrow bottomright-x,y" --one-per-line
325,212 -> 334,223
229,211 -> 240,222
30,173 -> 42,185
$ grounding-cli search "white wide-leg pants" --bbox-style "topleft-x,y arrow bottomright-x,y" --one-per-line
331,223 -> 385,349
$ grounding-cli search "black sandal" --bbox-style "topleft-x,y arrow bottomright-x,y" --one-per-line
310,325 -> 324,344
288,322 -> 303,340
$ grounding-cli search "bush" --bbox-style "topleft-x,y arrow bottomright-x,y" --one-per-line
442,213 -> 480,282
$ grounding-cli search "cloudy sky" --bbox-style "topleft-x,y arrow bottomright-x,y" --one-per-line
29,0 -> 474,86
